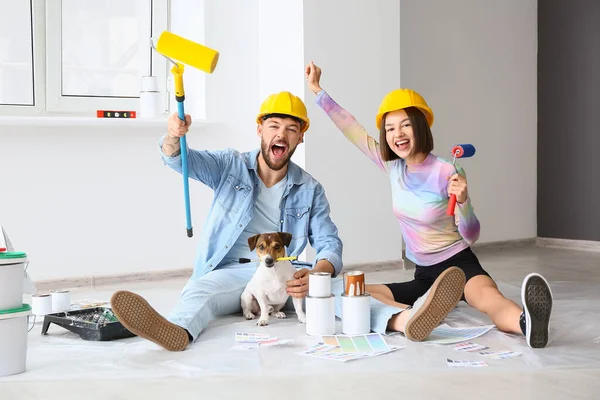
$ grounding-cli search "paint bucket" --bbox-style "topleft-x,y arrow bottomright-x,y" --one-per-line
308,272 -> 331,297
0,304 -> 32,377
0,251 -> 27,310
305,295 -> 336,336
341,293 -> 371,335
51,290 -> 71,313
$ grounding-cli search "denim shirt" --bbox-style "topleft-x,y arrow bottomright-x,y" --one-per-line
158,135 -> 344,278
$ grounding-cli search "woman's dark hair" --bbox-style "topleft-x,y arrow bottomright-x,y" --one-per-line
379,106 -> 434,162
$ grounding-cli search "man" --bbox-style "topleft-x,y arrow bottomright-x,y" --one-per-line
111,91 -> 463,351
110,91 -> 344,351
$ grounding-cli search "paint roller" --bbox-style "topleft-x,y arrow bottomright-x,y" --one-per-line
151,31 -> 219,238
446,144 -> 476,216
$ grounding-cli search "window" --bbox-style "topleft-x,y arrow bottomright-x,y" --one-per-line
0,0 -> 35,106
0,0 -> 169,116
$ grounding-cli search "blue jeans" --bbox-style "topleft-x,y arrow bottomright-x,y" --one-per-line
168,265 -> 404,341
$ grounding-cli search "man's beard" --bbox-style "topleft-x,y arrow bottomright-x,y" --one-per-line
260,139 -> 296,171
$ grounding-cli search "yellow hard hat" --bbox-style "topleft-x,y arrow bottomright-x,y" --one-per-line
376,89 -> 434,129
256,91 -> 310,133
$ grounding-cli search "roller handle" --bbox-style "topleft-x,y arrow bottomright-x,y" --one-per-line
447,194 -> 458,216
446,144 -> 476,217
172,64 -> 193,238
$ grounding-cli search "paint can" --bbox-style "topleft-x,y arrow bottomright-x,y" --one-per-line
0,251 -> 27,310
305,295 -> 335,336
0,304 -> 32,377
32,294 -> 53,316
344,270 -> 366,296
308,272 -> 331,297
341,293 -> 371,335
51,290 -> 71,313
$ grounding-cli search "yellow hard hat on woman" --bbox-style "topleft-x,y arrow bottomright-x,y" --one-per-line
256,91 -> 310,133
376,89 -> 434,129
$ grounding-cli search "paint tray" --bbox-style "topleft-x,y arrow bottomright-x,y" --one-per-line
41,307 -> 136,341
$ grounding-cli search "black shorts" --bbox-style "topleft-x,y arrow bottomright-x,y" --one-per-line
384,247 -> 491,306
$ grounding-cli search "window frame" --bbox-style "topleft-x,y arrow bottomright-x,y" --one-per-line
0,0 -> 169,117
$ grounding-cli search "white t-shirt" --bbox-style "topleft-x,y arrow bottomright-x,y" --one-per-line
219,174 -> 287,266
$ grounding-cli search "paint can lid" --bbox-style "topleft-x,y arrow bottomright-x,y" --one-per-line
0,303 -> 32,319
0,251 -> 27,265
0,251 -> 27,259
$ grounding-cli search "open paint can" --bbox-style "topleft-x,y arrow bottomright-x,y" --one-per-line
0,304 -> 32,377
0,251 -> 27,310
343,270 -> 366,296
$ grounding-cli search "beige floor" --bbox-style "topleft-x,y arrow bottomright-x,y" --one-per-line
1,245 -> 600,399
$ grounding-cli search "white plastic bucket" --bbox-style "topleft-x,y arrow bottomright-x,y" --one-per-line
0,304 -> 31,377
0,252 -> 27,310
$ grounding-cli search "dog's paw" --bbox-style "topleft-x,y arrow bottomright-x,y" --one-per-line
257,319 -> 269,326
297,313 -> 306,324
244,312 -> 255,320
268,305 -> 274,315
275,311 -> 286,319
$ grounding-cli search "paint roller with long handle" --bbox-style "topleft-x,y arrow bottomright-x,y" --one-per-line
447,144 -> 476,216
151,31 -> 219,237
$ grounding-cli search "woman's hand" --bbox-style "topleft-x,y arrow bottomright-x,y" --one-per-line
305,61 -> 323,95
447,173 -> 468,204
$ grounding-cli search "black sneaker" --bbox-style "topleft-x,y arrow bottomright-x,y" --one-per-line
521,273 -> 553,348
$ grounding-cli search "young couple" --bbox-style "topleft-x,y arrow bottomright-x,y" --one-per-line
110,62 -> 553,352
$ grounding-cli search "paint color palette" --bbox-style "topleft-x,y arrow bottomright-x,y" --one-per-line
447,358 -> 488,368
452,342 -> 489,352
477,350 -> 523,359
322,333 -> 390,353
296,341 -> 403,363
235,332 -> 270,343
425,324 -> 495,344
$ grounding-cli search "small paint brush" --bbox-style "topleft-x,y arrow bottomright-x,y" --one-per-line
238,256 -> 298,264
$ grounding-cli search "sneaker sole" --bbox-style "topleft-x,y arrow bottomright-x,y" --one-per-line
110,290 -> 189,352
521,273 -> 552,348
405,266 -> 466,342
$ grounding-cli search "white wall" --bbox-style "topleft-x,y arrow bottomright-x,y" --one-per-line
302,0 -> 404,265
400,0 -> 538,243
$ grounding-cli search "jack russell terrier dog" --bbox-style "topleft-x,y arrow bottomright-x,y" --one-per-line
241,232 -> 306,326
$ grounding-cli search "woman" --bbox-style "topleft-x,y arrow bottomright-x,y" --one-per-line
306,62 -> 553,348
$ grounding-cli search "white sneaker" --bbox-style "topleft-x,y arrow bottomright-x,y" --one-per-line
521,273 -> 553,348
404,266 -> 466,342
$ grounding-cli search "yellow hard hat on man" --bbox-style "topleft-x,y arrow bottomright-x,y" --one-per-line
256,91 -> 310,133
376,89 -> 434,129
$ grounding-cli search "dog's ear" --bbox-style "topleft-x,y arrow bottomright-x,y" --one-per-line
248,234 -> 260,251
279,232 -> 292,247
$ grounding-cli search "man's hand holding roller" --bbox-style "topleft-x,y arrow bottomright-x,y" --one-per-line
162,113 -> 192,157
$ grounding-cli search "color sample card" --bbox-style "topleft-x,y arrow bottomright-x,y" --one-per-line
425,324 -> 495,344
452,342 -> 489,352
447,358 -> 488,368
321,333 -> 391,353
477,350 -> 523,359
296,342 -> 403,363
235,332 -> 270,343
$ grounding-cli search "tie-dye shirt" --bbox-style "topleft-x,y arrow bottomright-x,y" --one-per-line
315,90 -> 480,266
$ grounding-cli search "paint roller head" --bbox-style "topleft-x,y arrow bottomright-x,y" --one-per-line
451,144 -> 476,158
154,31 -> 219,74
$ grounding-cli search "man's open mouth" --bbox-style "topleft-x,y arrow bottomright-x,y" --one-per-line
271,142 -> 288,159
